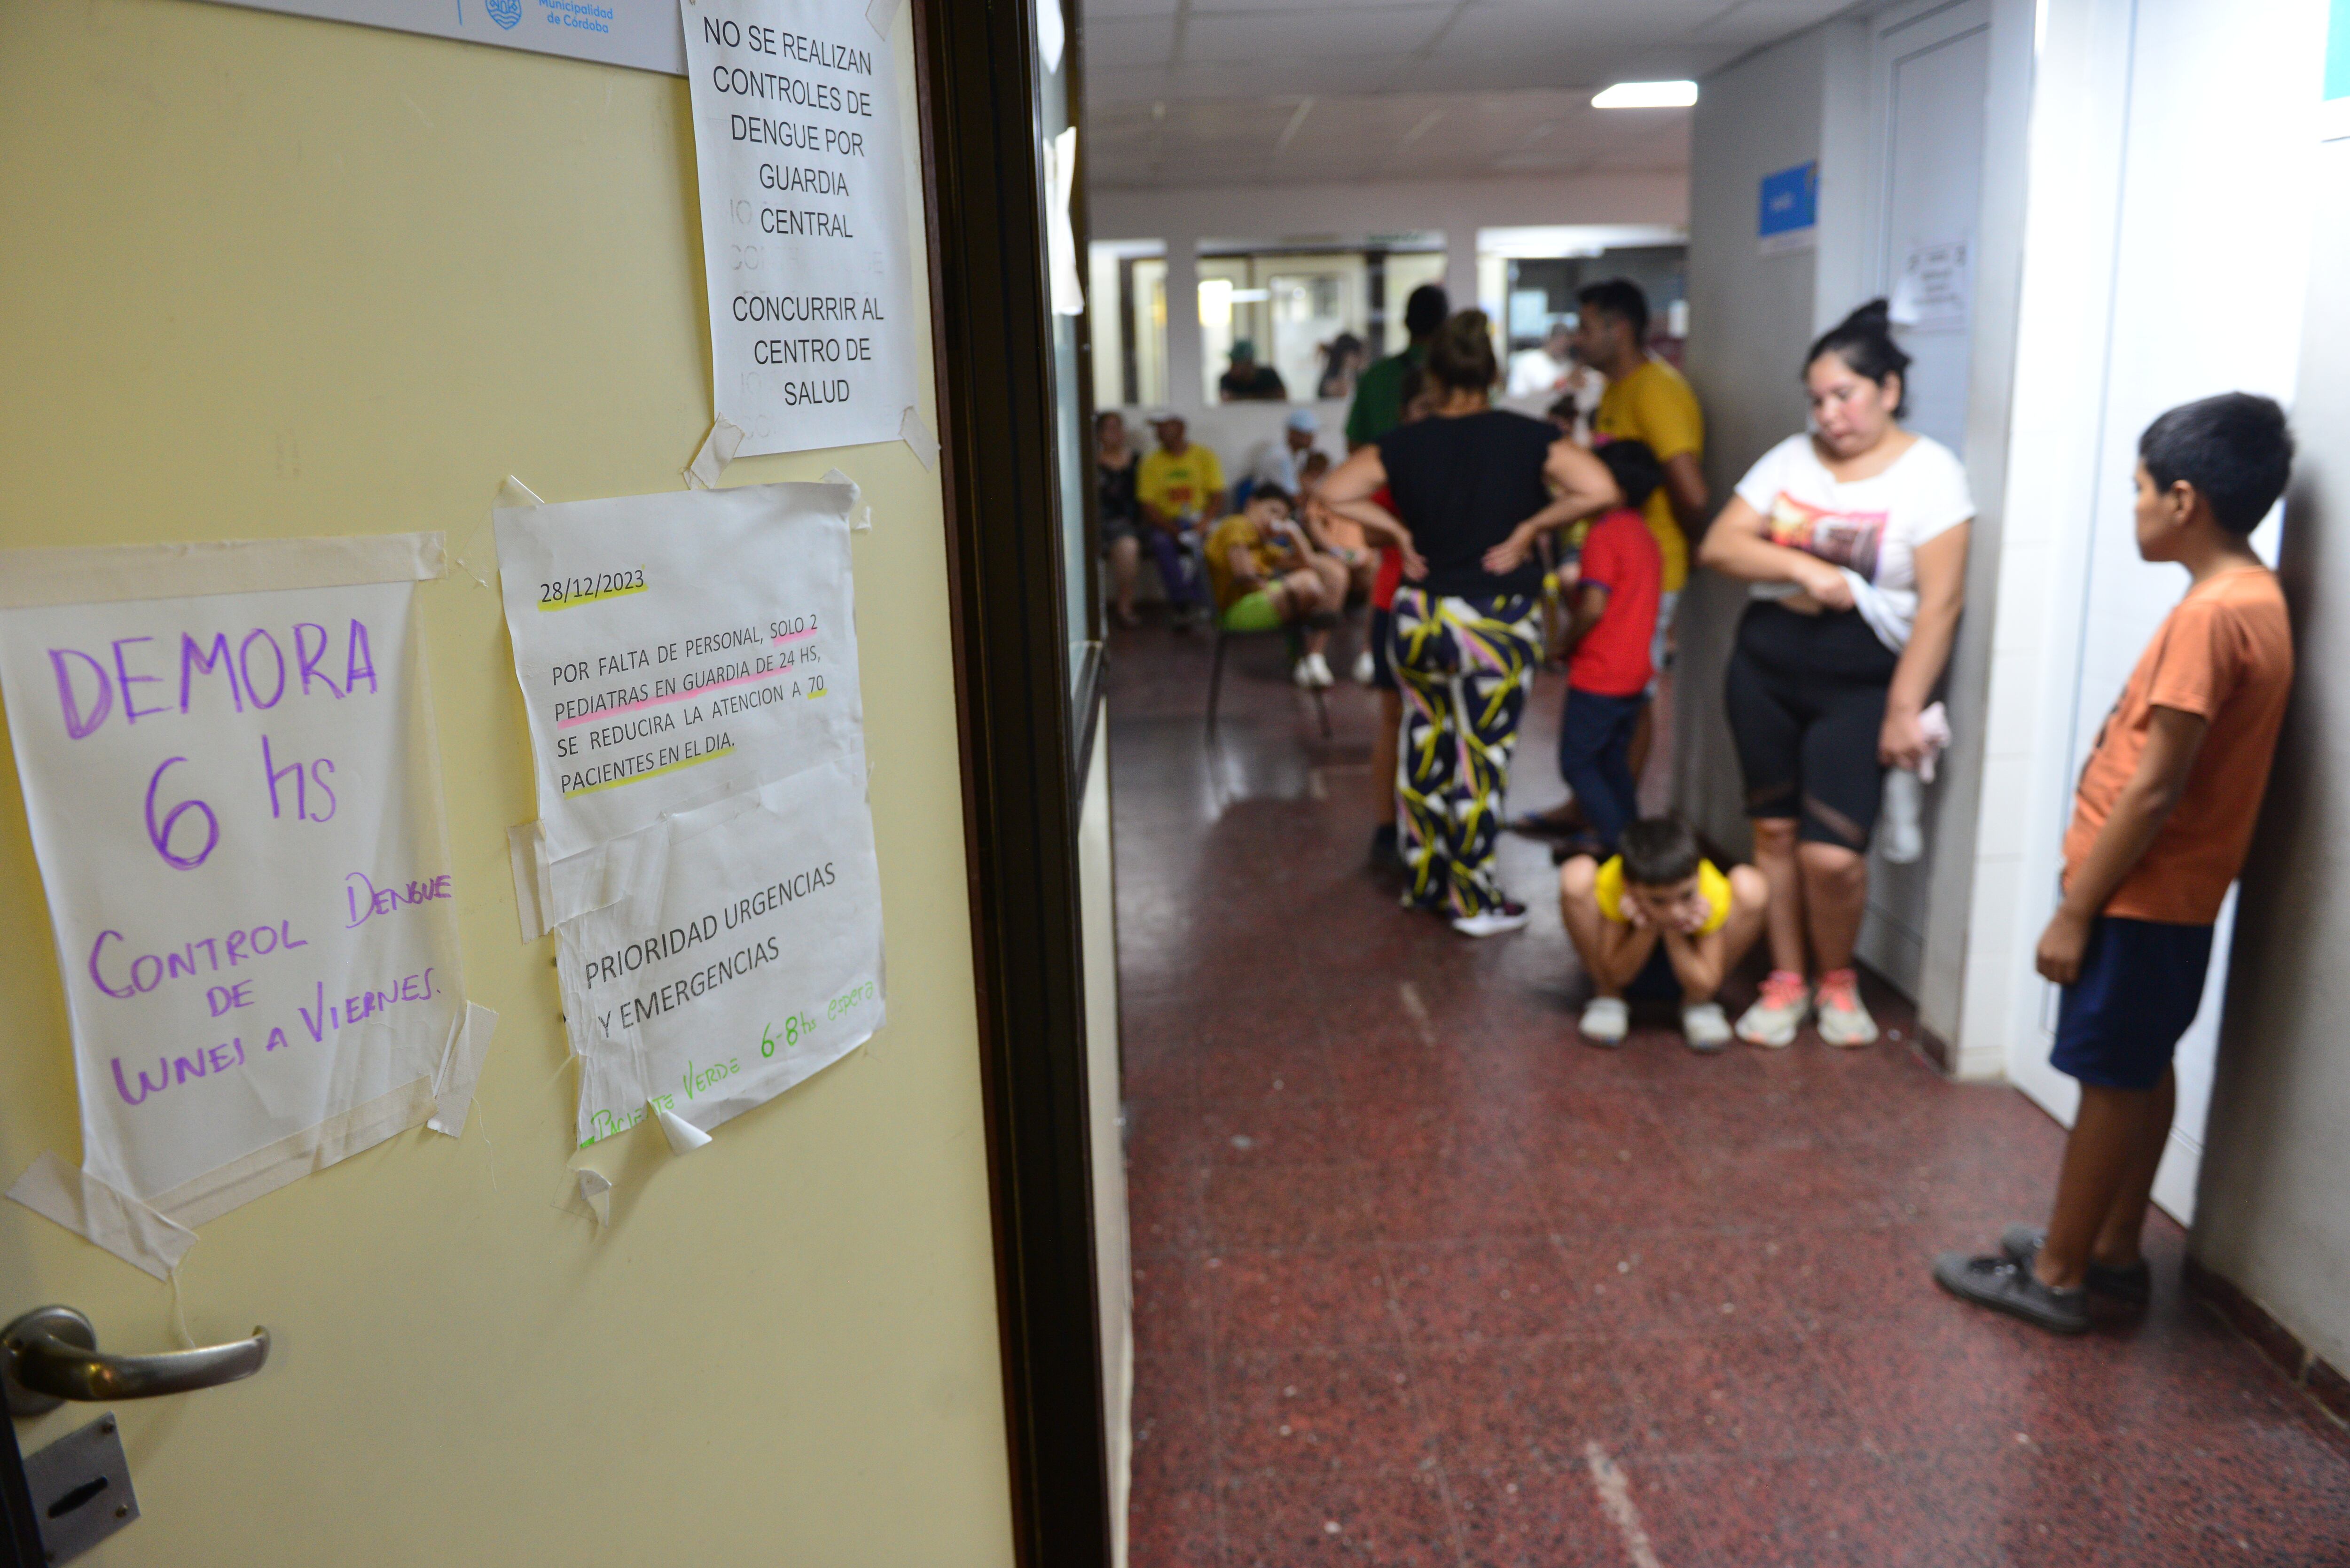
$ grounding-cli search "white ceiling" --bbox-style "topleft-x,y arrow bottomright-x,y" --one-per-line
1082,0 -> 1861,188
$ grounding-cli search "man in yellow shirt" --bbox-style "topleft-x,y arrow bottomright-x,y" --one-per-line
1574,278 -> 1707,599
1135,413 -> 1227,626
1512,280 -> 1707,832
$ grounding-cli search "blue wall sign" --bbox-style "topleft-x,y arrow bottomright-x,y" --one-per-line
1758,161 -> 1819,252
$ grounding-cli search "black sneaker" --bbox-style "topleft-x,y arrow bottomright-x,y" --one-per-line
1368,823 -> 1400,866
1932,1250 -> 2091,1335
1998,1224 -> 2153,1310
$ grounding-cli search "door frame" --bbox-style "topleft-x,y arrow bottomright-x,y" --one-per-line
912,0 -> 1115,1563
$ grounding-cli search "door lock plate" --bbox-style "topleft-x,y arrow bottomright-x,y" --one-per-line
22,1412 -> 138,1564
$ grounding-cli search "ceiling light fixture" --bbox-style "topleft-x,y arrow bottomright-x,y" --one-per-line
1592,80 -> 1698,109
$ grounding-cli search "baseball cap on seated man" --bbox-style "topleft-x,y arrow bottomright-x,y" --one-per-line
1285,407 -> 1319,433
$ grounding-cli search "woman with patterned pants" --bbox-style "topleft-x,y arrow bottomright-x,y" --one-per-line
1321,311 -> 1622,936
1391,590 -> 1544,920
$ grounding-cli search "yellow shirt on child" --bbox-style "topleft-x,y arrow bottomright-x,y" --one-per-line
1594,855 -> 1732,935
1203,513 -> 1296,609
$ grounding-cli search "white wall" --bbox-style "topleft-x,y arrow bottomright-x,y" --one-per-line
1964,0 -> 2323,1169
1091,172 -> 1688,417
1678,22 -> 1860,857
2193,125 -> 2350,1380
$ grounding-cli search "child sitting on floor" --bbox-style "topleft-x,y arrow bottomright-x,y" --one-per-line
1559,814 -> 1769,1053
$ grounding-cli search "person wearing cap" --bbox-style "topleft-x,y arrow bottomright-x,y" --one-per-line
1218,339 -> 1288,402
1136,412 -> 1226,627
1252,406 -> 1324,494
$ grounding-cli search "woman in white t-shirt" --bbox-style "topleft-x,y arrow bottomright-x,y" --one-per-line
1696,299 -> 1973,1049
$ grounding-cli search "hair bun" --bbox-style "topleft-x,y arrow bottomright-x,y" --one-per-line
1839,297 -> 1894,333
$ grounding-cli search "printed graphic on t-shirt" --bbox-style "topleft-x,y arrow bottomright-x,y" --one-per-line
1766,492 -> 1885,580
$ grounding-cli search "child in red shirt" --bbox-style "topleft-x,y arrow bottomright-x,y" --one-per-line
1554,440 -> 1665,852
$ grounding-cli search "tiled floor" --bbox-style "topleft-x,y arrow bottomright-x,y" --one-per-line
1107,615 -> 2350,1567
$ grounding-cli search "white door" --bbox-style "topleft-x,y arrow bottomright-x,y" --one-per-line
1854,0 -> 1990,991
2002,0 -> 2321,1223
1873,3 -> 1989,457
0,7 -> 1018,1561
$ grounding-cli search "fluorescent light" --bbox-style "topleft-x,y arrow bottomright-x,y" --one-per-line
1592,80 -> 1698,109
1229,288 -> 1270,303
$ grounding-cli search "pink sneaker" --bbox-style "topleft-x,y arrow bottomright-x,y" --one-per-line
1815,968 -> 1880,1047
1736,969 -> 1810,1048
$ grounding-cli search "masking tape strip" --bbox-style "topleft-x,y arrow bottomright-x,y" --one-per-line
864,0 -> 895,40
149,1077 -> 438,1231
816,467 -> 873,530
898,406 -> 940,471
575,1168 -> 613,1225
497,475 -> 546,509
509,820 -> 550,944
7,1152 -> 198,1281
516,816 -> 673,948
684,416 -> 747,490
428,1002 -> 501,1139
0,531 -> 447,608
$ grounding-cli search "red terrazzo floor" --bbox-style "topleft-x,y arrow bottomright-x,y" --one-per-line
1107,612 -> 2350,1568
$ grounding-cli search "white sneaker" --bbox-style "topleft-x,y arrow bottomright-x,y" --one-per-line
1305,651 -> 1335,687
1682,1002 -> 1731,1053
1353,649 -> 1376,685
1451,901 -> 1530,938
1293,659 -> 1316,687
1735,971 -> 1810,1049
1580,996 -> 1629,1046
1814,969 -> 1880,1047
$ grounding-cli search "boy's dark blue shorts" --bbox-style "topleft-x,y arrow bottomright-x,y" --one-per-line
2050,915 -> 2214,1090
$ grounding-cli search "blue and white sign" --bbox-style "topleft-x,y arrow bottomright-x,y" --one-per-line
2324,0 -> 2350,140
1758,161 -> 1819,255
199,0 -> 691,76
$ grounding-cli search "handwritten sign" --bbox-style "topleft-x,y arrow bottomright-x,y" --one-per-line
0,541 -> 468,1217
555,753 -> 883,1146
494,481 -> 864,859
682,0 -> 921,455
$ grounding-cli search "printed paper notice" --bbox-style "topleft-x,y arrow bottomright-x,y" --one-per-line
682,0 -> 920,456
558,754 -> 884,1147
1890,237 -> 1973,335
0,569 -> 465,1211
494,481 -> 863,858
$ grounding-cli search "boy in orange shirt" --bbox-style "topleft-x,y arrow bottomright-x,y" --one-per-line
1935,394 -> 2296,1335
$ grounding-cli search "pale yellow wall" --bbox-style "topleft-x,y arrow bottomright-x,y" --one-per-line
0,3 -> 1016,1563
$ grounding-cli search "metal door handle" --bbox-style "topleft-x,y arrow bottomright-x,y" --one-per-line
3,1306 -> 268,1417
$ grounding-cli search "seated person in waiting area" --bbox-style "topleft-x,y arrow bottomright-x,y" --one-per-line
1299,452 -> 1377,601
1203,485 -> 1351,687
1559,815 -> 1769,1053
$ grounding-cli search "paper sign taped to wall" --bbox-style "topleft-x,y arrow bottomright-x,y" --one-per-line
0,538 -> 469,1221
556,753 -> 885,1147
494,482 -> 864,859
680,0 -> 923,456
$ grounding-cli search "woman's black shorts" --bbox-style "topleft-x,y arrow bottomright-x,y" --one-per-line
1723,601 -> 1900,849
